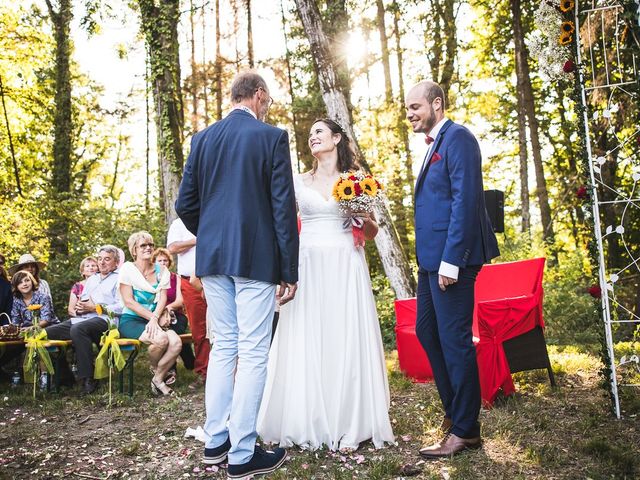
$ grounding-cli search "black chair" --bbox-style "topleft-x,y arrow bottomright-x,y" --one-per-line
502,326 -> 556,387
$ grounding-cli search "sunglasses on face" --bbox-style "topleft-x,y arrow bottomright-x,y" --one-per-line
138,243 -> 155,250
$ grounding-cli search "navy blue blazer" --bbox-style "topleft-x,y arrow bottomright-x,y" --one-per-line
414,119 -> 499,271
175,109 -> 299,284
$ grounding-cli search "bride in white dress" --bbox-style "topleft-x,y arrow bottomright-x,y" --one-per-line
257,118 -> 394,451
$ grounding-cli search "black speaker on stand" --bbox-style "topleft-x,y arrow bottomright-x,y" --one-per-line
484,190 -> 504,233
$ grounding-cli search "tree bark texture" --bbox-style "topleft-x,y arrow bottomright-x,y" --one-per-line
189,0 -> 199,133
294,0 -> 416,298
45,0 -> 73,256
138,0 -> 184,224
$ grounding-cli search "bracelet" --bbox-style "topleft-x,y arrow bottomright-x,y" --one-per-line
150,314 -> 158,322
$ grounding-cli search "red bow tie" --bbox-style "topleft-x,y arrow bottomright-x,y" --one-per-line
425,135 -> 434,145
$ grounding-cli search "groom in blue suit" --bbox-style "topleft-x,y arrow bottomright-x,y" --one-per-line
407,80 -> 499,458
176,72 -> 298,478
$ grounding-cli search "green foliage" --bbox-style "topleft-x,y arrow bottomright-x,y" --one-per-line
371,268 -> 397,350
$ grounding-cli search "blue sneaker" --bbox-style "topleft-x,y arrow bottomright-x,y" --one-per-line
227,445 -> 287,479
203,437 -> 231,465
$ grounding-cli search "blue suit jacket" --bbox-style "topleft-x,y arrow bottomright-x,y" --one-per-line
175,109 -> 299,284
414,119 -> 499,271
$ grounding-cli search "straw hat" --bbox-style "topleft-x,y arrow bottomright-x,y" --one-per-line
8,253 -> 47,276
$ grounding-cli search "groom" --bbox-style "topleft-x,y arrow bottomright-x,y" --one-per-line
176,71 -> 299,478
407,80 -> 499,458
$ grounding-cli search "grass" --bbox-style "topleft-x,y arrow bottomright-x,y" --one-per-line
0,347 -> 639,479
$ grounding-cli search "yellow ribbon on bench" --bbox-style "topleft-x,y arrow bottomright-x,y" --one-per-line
23,330 -> 54,383
94,328 -> 126,379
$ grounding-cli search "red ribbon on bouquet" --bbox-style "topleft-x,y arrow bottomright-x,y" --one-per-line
346,216 -> 366,247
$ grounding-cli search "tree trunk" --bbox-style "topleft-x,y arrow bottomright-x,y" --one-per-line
510,0 -> 555,255
201,3 -> 210,125
215,0 -> 223,120
280,0 -> 301,172
45,0 -> 73,256
510,0 -> 531,236
0,74 -> 22,196
189,0 -> 199,132
294,0 -> 416,298
322,0 -> 353,119
244,0 -> 254,68
145,52 -> 150,211
392,1 -> 413,191
375,0 -> 393,104
428,0 -> 458,107
138,0 -> 184,224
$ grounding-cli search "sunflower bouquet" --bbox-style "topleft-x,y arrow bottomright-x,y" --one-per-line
332,171 -> 384,246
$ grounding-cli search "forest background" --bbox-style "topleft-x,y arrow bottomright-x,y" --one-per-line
1,0 -> 638,356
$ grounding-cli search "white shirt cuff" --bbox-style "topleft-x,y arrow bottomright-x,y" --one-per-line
438,261 -> 459,280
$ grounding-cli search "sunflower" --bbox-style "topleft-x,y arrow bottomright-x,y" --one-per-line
561,21 -> 575,34
334,179 -> 356,201
26,304 -> 42,311
559,0 -> 574,13
95,304 -> 103,315
360,176 -> 379,196
559,32 -> 572,46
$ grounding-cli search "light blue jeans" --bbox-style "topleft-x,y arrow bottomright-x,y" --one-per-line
202,275 -> 276,465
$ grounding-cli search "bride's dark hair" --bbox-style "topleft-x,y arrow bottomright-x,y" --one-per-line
310,118 -> 359,174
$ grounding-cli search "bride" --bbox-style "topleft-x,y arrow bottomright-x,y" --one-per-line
257,118 -> 394,451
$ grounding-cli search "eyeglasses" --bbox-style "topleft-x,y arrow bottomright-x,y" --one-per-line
138,243 -> 155,250
257,87 -> 274,108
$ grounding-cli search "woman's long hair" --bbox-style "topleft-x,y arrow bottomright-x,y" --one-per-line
310,118 -> 359,173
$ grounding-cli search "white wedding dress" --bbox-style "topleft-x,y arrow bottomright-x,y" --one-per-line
257,174 -> 395,451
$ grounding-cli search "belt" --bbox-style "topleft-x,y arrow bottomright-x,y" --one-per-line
180,275 -> 190,280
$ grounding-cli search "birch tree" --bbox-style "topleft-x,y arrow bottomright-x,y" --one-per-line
294,0 -> 416,298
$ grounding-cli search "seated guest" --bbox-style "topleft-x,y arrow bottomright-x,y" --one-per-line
68,256 -> 99,317
46,245 -> 122,395
152,247 -> 196,384
10,271 -> 58,327
8,254 -> 53,302
0,254 -> 12,324
118,231 -> 182,396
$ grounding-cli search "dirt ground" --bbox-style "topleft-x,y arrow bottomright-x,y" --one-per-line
1,347 -> 639,479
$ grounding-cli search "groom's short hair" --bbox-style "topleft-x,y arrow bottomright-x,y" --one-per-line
231,71 -> 268,103
420,81 -> 446,110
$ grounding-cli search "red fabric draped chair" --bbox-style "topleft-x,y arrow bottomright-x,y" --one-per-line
394,258 -> 549,406
474,257 -> 547,405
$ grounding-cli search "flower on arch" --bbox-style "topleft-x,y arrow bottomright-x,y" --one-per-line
559,0 -> 574,13
561,21 -> 575,34
559,33 -> 572,46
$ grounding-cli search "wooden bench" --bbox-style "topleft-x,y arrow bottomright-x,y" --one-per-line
116,338 -> 142,397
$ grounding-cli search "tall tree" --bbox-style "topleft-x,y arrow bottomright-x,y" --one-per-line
138,0 -> 184,224
215,0 -> 223,120
424,0 -> 459,107
510,0 -> 555,253
45,0 -> 73,256
294,0 -> 416,298
376,0 -> 393,104
244,0 -> 254,68
510,0 -> 531,236
189,0 -> 199,133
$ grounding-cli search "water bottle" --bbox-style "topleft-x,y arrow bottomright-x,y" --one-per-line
39,373 -> 49,391
71,363 -> 79,379
11,372 -> 20,388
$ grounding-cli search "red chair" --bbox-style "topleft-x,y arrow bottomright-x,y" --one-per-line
394,298 -> 432,382
475,258 -> 553,405
394,258 -> 553,406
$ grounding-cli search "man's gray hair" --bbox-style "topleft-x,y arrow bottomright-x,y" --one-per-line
230,71 -> 268,103
98,244 -> 120,263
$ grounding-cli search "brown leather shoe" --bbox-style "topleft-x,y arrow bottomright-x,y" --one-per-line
440,417 -> 453,433
419,433 -> 482,459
